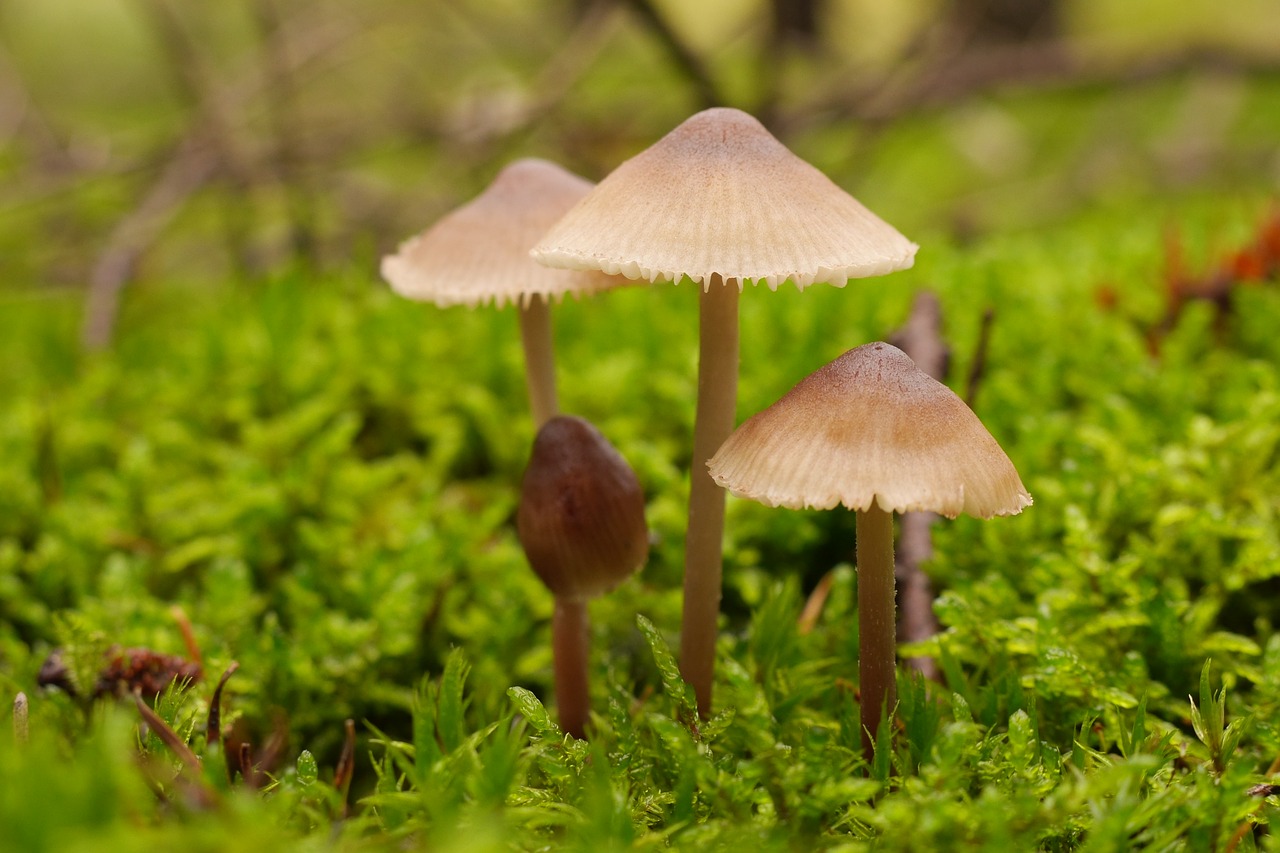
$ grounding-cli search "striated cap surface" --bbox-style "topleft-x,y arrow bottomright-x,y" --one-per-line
381,158 -> 623,308
708,342 -> 1032,518
531,108 -> 917,291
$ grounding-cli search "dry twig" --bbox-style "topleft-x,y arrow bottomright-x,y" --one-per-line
887,290 -> 950,681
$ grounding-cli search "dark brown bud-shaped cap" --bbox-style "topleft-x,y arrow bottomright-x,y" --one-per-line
708,342 -> 1032,519
517,416 -> 649,600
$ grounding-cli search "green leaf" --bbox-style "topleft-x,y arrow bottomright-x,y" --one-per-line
506,687 -> 555,736
636,614 -> 698,724
296,750 -> 318,787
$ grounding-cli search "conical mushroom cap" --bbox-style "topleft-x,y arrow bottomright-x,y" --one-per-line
708,342 -> 1032,518
381,158 -> 623,308
518,416 -> 649,601
531,108 -> 917,291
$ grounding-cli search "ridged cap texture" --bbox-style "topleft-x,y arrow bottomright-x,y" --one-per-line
382,158 -> 624,308
708,342 -> 1032,518
532,108 -> 917,291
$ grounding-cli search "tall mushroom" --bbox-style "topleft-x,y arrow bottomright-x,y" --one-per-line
532,108 -> 917,715
518,415 -> 649,739
707,342 -> 1031,758
381,158 -> 625,427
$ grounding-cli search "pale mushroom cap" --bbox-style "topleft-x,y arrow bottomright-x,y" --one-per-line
531,108 -> 918,291
708,342 -> 1032,518
381,158 -> 623,308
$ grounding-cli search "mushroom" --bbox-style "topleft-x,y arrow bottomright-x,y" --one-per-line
532,108 -> 917,715
517,415 -> 649,739
381,158 -> 625,427
707,341 -> 1031,758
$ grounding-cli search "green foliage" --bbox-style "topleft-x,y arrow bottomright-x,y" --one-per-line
5,69 -> 1280,849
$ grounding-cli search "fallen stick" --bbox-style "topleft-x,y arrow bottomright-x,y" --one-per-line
888,290 -> 949,681
80,134 -> 219,350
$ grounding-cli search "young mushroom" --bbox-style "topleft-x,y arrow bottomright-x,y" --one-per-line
532,108 -> 916,715
381,158 -> 626,427
707,341 -> 1031,759
517,415 -> 649,739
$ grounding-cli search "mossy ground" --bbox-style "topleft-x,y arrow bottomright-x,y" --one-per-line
4,188 -> 1280,850
4,2 -> 1280,848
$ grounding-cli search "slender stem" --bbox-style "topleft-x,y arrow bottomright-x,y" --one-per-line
552,597 -> 591,739
680,276 -> 739,718
856,503 -> 897,761
13,692 -> 28,744
518,295 -> 558,427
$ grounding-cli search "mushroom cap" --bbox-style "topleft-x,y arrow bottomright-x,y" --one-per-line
707,342 -> 1032,518
517,415 -> 649,601
381,158 -> 624,308
531,107 -> 917,291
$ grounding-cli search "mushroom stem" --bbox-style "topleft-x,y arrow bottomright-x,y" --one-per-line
681,275 -> 739,718
856,502 -> 898,760
552,597 -> 591,739
518,295 -> 558,427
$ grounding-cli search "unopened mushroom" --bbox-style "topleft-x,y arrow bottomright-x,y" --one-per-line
517,415 -> 649,739
708,341 -> 1030,758
532,108 -> 916,715
381,158 -> 625,427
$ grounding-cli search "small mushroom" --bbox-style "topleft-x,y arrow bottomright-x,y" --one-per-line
517,415 -> 649,738
381,158 -> 626,427
532,108 -> 916,715
708,342 -> 1030,758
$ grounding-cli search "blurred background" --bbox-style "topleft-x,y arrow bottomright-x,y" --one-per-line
2,0 -> 1279,774
1,0 -> 1278,343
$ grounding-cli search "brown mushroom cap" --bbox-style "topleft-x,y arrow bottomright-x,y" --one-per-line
531,107 -> 917,290
518,416 -> 649,600
381,158 -> 623,308
707,342 -> 1032,518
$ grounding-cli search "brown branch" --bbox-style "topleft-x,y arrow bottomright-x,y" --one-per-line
797,568 -> 836,635
252,0 -> 318,268
334,718 -> 357,818
206,662 -> 240,746
134,691 -> 203,772
965,307 -> 995,408
78,12 -> 355,349
616,0 -> 725,110
887,290 -> 949,681
796,40 -> 1280,127
0,37 -> 74,171
135,0 -> 261,275
80,134 -> 219,350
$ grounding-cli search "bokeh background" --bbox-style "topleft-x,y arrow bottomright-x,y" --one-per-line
3,0 -> 1279,324
3,5 -> 1280,833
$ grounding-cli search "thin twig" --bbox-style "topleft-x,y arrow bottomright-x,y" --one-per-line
79,6 -> 354,349
0,37 -> 73,169
134,691 -> 203,771
334,718 -> 357,818
797,569 -> 836,635
206,662 -> 240,746
12,693 -> 28,744
964,307 -> 995,409
252,0 -> 318,268
80,134 -> 219,350
170,605 -> 203,666
617,0 -> 724,110
135,0 -> 260,274
888,290 -> 949,681
797,40 -> 1280,127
